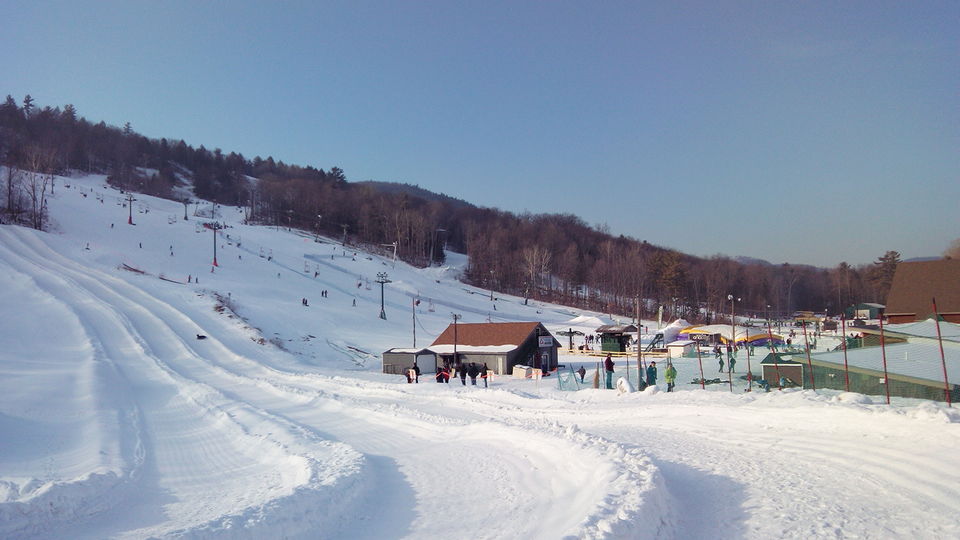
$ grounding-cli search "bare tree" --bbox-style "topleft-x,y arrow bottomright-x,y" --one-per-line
3,165 -> 24,222
522,245 -> 552,299
22,146 -> 55,230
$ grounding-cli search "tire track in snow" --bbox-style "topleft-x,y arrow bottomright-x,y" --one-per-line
0,228 -> 366,539
0,245 -> 145,539
6,228 -> 666,539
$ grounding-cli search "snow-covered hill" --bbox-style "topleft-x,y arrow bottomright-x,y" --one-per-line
1,173 -> 959,539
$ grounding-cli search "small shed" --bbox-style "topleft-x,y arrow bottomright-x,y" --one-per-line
382,348 -> 438,375
760,353 -> 804,387
666,340 -> 697,359
844,303 -> 884,321
596,324 -> 638,353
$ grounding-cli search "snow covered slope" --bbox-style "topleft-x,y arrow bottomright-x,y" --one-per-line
1,173 -> 959,539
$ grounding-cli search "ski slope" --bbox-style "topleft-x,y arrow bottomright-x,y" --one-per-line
1,173 -> 959,539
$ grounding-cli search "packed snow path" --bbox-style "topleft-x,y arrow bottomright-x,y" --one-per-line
0,227 -> 658,539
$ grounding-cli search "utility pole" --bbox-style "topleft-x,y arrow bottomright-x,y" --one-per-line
376,272 -> 391,319
636,295 -> 642,387
452,313 -> 461,366
412,297 -> 419,347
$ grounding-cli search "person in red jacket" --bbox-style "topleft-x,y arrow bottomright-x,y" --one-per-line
604,355 -> 615,389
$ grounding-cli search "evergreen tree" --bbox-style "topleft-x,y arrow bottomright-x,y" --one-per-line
869,250 -> 901,301
21,94 -> 34,117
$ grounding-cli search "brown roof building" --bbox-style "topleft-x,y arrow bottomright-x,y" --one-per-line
430,321 -> 559,375
885,259 -> 960,324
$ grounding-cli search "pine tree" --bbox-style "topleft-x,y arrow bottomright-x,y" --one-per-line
869,250 -> 901,301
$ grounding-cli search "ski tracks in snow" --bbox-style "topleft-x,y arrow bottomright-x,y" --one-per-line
0,228 -> 364,539
0,228 -> 666,539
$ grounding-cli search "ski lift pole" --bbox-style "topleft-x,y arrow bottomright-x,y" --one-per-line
212,222 -> 219,267
127,193 -> 136,225
376,272 -> 391,319
932,298 -> 952,406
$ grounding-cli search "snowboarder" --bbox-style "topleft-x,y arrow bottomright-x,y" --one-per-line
665,363 -> 677,392
604,355 -> 615,389
577,365 -> 586,383
467,363 -> 480,385
646,361 -> 658,387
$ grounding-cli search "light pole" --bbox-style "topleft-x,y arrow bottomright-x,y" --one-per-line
728,294 -> 740,393
489,269 -> 495,301
376,272 -> 391,319
452,313 -> 461,366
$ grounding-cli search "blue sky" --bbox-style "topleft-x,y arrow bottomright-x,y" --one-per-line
5,1 -> 957,267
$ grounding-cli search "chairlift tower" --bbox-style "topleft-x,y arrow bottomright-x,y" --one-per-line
376,272 -> 392,319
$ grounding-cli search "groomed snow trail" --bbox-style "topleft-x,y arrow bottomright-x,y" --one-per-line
0,227 -> 661,539
429,388 -> 960,539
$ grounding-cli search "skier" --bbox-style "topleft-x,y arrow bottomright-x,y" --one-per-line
604,355 -> 615,389
665,362 -> 677,392
645,361 -> 658,388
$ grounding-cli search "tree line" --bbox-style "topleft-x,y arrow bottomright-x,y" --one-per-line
0,94 -> 903,321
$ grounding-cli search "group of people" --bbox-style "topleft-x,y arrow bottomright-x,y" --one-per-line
406,362 -> 490,387
597,354 -> 678,392
714,344 -> 738,373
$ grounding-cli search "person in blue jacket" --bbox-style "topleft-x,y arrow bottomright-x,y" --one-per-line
645,361 -> 658,388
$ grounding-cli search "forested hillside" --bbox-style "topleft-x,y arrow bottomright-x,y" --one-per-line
0,95 -> 895,319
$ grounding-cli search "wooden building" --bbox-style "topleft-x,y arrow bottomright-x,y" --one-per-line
429,321 -> 560,375
595,324 -> 638,353
885,259 -> 960,324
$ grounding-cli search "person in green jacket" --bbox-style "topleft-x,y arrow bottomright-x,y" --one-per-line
664,362 -> 677,392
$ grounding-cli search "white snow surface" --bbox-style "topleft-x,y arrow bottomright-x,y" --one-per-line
1,173 -> 959,539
